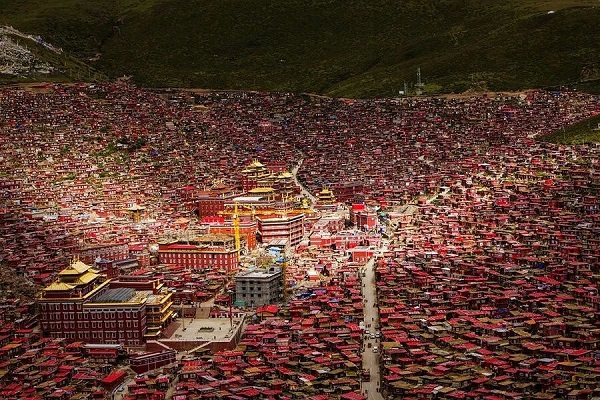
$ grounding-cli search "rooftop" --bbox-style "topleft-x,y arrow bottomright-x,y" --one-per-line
91,287 -> 144,304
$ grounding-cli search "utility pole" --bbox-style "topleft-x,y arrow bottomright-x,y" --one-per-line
233,203 -> 241,263
181,302 -> 186,331
415,68 -> 424,95
227,289 -> 234,328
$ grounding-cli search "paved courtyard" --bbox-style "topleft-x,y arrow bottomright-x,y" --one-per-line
167,316 -> 242,342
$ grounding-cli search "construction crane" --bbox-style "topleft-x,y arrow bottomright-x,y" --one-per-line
282,244 -> 290,302
219,203 -> 257,220
233,203 -> 241,262
219,204 -> 312,219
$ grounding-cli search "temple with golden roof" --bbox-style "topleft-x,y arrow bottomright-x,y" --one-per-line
42,260 -> 108,299
240,160 -> 296,199
317,187 -> 336,204
240,159 -> 272,190
39,259 -> 174,346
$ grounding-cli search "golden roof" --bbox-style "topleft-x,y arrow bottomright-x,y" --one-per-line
58,260 -> 93,275
248,187 -> 275,194
126,204 -> 145,211
74,271 -> 99,284
44,282 -> 76,291
249,159 -> 265,168
278,172 -> 293,178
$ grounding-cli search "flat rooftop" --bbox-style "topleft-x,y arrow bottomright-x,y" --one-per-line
167,316 -> 242,342
90,288 -> 149,304
237,268 -> 281,279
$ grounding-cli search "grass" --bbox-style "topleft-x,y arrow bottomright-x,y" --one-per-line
0,28 -> 109,83
1,0 -> 600,97
541,114 -> 600,144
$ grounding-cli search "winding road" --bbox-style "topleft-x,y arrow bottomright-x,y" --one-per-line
291,158 -> 317,204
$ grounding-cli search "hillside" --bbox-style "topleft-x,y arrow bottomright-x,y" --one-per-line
542,113 -> 600,144
0,26 -> 107,83
1,0 -> 600,97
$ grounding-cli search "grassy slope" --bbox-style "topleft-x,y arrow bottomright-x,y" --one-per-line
1,0 -> 599,97
541,114 -> 600,144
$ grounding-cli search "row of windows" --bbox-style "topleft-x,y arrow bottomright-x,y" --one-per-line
45,320 -> 139,329
91,320 -> 139,328
42,303 -> 81,311
163,253 -> 234,259
44,311 -> 143,321
87,310 -> 141,319
44,312 -> 73,321
43,322 -> 138,339
162,254 -> 235,266
239,293 -> 263,298
89,307 -> 126,312
51,332 -> 141,344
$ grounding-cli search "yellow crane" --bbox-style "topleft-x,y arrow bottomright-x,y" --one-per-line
219,203 -> 257,219
233,203 -> 241,262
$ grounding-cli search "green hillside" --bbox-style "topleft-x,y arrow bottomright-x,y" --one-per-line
542,114 -> 600,144
1,0 -> 599,97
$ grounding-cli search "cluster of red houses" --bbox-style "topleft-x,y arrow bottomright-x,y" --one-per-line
173,260 -> 368,400
372,152 -> 599,397
0,331 -> 134,399
0,82 -> 598,399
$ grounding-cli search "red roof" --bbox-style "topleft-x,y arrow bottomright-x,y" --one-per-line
340,393 -> 366,400
101,370 -> 126,386
257,304 -> 279,315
